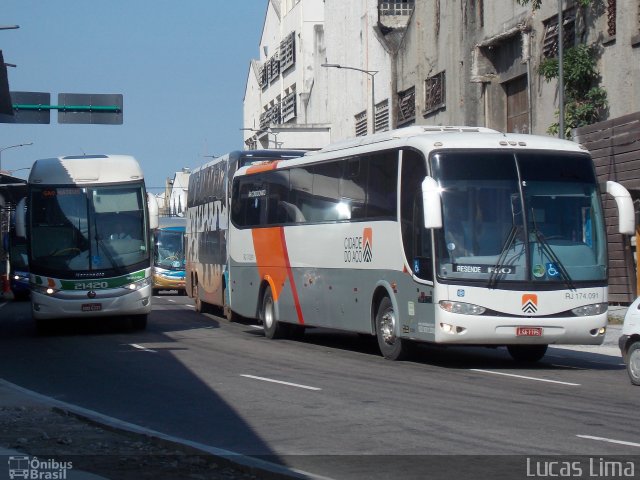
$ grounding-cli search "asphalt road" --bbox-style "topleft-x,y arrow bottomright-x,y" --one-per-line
0,294 -> 638,479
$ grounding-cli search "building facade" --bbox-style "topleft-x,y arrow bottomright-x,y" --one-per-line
245,0 -> 639,141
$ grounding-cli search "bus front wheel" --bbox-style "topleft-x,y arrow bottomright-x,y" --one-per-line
376,296 -> 411,361
507,344 -> 548,362
262,287 -> 286,339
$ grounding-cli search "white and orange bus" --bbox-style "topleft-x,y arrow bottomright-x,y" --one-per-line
185,150 -> 307,315
225,127 -> 634,362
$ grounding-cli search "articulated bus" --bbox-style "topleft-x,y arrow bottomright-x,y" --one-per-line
225,126 -> 634,362
185,150 -> 307,314
152,216 -> 186,295
16,155 -> 159,331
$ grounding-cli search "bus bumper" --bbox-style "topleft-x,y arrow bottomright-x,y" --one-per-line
432,311 -> 607,345
31,286 -> 152,321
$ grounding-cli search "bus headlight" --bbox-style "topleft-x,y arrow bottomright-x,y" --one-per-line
123,277 -> 151,291
32,285 -> 58,296
439,301 -> 486,315
571,303 -> 608,316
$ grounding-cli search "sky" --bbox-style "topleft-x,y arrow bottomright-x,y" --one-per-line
0,1 -> 267,192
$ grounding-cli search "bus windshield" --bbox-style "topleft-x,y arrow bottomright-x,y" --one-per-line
29,184 -> 149,276
432,151 -> 606,284
154,228 -> 185,270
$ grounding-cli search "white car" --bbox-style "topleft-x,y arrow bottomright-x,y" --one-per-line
619,296 -> 640,385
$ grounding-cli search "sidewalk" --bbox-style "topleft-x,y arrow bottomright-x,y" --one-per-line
0,380 -> 314,480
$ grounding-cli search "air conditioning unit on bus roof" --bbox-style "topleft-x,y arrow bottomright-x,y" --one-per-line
315,125 -> 500,154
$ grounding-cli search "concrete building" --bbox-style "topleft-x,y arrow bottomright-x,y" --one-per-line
169,168 -> 190,217
245,0 -> 639,142
243,0 -> 331,150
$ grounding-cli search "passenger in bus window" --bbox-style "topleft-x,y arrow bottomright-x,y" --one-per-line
110,220 -> 132,240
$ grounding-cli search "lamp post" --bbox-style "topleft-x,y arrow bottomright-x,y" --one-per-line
557,0 -> 565,139
321,63 -> 378,134
0,142 -> 33,173
240,128 -> 282,149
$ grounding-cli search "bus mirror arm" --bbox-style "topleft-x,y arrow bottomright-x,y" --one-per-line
15,197 -> 27,238
606,181 -> 635,235
421,177 -> 443,229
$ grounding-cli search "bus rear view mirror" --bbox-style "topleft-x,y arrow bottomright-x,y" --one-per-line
606,181 -> 635,235
422,176 -> 442,229
147,193 -> 159,230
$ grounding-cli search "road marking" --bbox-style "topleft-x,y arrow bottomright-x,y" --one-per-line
0,302 -> 7,310
471,369 -> 580,386
167,299 -> 175,302
577,435 -> 640,448
129,343 -> 157,353
184,304 -> 195,308
241,374 -> 321,391
249,324 -> 262,330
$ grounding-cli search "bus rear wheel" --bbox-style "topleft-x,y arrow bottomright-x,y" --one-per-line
376,296 -> 411,361
223,285 -> 238,322
261,287 -> 286,339
194,283 -> 209,314
507,344 -> 548,362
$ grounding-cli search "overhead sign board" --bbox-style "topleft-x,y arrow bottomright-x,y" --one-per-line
0,91 -> 51,124
57,93 -> 123,125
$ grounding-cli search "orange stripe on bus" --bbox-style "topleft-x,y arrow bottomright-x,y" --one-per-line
246,161 -> 280,175
252,227 -> 304,324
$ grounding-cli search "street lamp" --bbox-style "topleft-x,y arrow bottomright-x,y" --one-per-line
321,63 -> 378,134
557,0 -> 565,139
0,142 -> 34,172
6,167 -> 30,177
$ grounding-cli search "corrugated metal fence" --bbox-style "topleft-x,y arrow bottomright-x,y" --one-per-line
574,112 -> 640,304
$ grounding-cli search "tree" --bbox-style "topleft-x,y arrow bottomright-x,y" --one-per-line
517,0 -> 607,138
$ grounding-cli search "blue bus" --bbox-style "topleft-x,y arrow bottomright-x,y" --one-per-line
152,216 -> 186,295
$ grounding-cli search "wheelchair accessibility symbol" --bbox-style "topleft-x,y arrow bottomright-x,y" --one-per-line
546,263 -> 560,278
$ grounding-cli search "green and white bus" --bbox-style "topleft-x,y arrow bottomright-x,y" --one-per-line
226,126 -> 635,362
16,155 -> 158,330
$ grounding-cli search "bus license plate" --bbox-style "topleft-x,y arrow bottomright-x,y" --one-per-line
516,327 -> 543,337
81,303 -> 102,312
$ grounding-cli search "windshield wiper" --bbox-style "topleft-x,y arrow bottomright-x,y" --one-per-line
530,224 -> 576,291
488,224 -> 520,289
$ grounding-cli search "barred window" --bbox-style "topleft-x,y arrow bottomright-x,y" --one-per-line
355,111 -> 368,137
542,8 -> 576,58
374,99 -> 389,133
379,0 -> 415,16
280,32 -> 296,72
268,55 -> 281,84
259,65 -> 268,90
282,89 -> 297,123
424,71 -> 446,116
267,101 -> 282,126
397,86 -> 416,126
259,110 -> 270,130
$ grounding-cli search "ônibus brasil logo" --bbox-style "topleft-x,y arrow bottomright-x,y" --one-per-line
344,228 -> 372,263
522,294 -> 538,314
